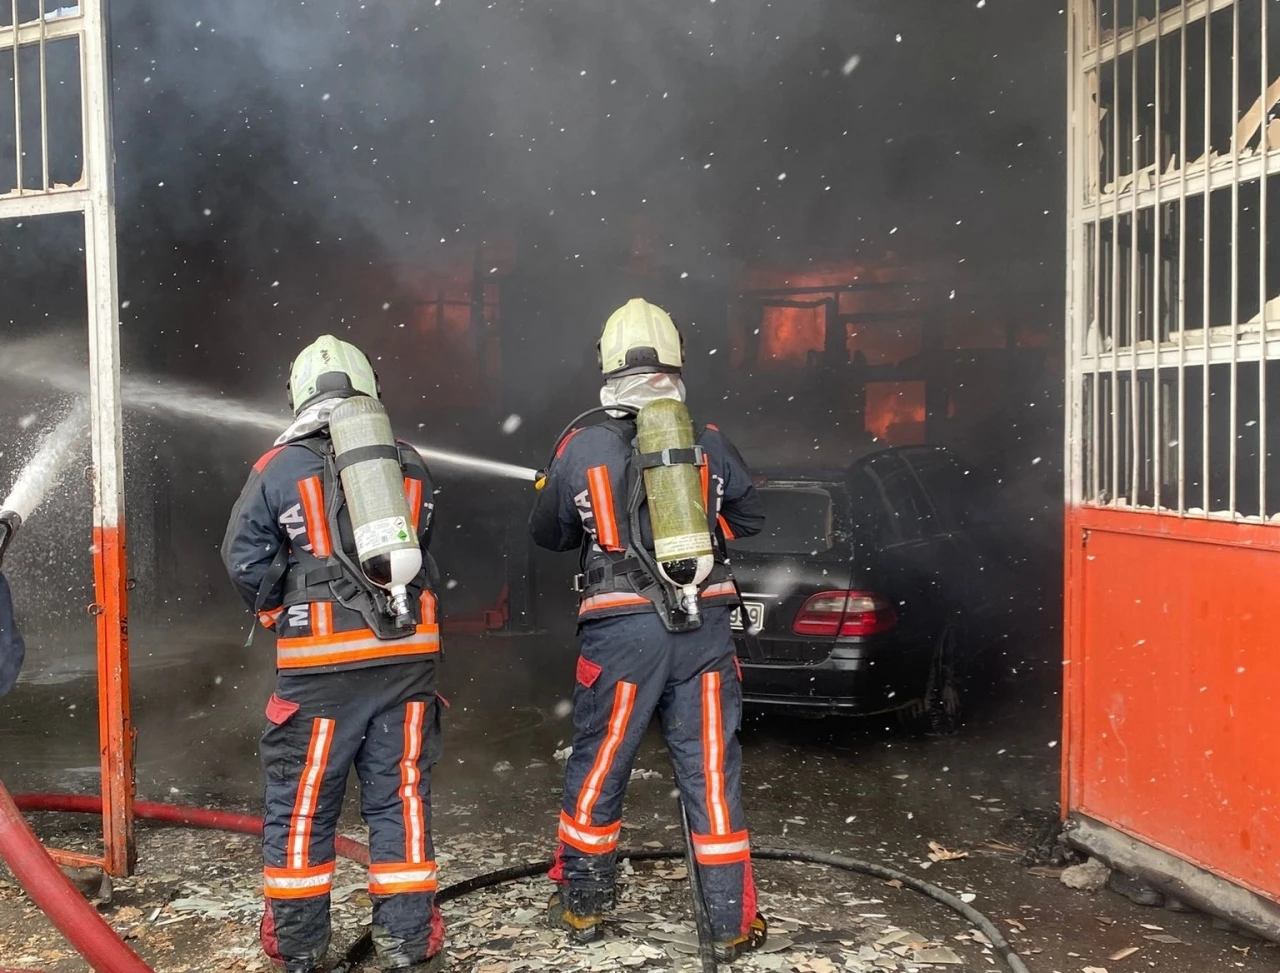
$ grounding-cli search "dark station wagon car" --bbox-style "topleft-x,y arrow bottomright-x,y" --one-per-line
726,446 -> 1025,733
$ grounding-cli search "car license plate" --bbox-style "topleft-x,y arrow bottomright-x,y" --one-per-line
731,601 -> 765,632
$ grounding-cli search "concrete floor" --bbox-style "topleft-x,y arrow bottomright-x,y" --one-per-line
0,621 -> 1274,972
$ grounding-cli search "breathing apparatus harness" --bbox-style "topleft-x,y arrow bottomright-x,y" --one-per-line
250,432 -> 432,644
540,407 -> 735,635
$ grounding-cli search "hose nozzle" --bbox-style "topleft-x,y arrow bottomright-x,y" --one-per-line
533,469 -> 548,491
0,510 -> 21,569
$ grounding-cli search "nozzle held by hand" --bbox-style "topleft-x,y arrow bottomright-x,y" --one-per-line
0,510 -> 21,568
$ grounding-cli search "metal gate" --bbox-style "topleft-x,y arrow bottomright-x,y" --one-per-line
0,0 -> 133,875
1065,0 -> 1280,911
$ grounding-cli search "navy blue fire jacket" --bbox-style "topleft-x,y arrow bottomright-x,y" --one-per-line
0,571 -> 25,697
529,417 -> 765,622
221,435 -> 439,675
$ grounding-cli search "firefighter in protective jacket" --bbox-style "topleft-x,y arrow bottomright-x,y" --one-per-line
529,299 -> 768,962
222,336 -> 445,973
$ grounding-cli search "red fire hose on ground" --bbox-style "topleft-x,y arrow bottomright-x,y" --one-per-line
0,780 -> 1035,973
0,781 -> 369,973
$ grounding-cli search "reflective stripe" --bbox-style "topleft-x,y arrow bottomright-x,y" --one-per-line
259,606 -> 283,629
578,591 -> 649,616
298,476 -> 331,557
692,830 -> 751,865
558,810 -> 621,854
368,861 -> 438,895
419,591 -> 437,626
575,681 -> 636,826
311,601 -> 333,637
587,465 -> 621,551
400,701 -> 427,864
263,863 -> 335,900
578,582 -> 736,617
289,719 -> 335,870
405,477 -> 423,531
717,514 -> 735,541
276,628 -> 441,669
702,672 -> 730,835
701,463 -> 710,508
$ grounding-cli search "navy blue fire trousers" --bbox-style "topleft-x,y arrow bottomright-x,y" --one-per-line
259,661 -> 444,971
551,607 -> 757,941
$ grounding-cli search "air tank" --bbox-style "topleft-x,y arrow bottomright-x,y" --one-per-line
635,398 -> 714,619
329,396 -> 421,630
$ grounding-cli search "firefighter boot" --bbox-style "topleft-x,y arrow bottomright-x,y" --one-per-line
713,913 -> 768,964
396,952 -> 446,973
546,891 -> 605,944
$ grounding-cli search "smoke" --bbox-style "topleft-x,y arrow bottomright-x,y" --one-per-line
0,1 -> 1066,650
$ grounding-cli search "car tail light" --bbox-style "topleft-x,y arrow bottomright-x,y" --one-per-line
792,590 -> 898,637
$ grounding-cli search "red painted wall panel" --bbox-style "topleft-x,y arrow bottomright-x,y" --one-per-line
1065,508 -> 1280,901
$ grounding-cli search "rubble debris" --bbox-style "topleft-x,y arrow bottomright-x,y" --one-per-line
1061,858 -> 1111,893
926,842 -> 968,863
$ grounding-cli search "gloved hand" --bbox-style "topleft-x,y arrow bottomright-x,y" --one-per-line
0,510 -> 20,570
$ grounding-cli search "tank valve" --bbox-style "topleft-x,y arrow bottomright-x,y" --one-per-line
681,584 -> 701,620
389,588 -> 414,630
0,510 -> 22,569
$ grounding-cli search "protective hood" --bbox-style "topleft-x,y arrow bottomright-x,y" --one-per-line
600,373 -> 687,416
274,399 -> 338,446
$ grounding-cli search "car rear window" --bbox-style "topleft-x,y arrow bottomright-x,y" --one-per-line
728,486 -> 835,554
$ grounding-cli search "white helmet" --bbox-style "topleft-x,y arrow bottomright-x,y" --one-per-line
287,334 -> 380,414
597,299 -> 684,378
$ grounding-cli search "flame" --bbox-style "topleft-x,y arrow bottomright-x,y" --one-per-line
736,260 -> 922,368
865,382 -> 926,445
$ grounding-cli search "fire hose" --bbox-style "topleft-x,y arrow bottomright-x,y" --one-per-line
0,783 -> 1033,973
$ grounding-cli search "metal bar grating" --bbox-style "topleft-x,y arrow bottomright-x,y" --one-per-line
0,0 -> 133,875
0,1 -> 86,214
1069,0 -> 1280,523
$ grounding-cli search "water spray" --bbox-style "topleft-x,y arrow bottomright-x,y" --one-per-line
0,400 -> 92,570
0,345 -> 536,482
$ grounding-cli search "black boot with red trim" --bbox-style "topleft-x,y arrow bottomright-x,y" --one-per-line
545,889 -> 608,944
713,913 -> 768,964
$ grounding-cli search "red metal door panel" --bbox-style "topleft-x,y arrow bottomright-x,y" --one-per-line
1076,518 -> 1280,900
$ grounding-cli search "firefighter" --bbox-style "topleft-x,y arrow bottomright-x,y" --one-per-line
222,336 -> 445,973
529,299 -> 768,962
0,510 -> 24,698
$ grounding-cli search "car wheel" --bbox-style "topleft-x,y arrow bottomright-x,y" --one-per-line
895,624 -> 963,737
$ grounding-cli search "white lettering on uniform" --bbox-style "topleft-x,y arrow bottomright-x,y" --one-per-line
279,503 -> 308,542
286,605 -> 310,629
573,488 -> 601,552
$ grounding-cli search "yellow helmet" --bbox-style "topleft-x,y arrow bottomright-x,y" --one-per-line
597,298 -> 684,378
287,334 -> 380,414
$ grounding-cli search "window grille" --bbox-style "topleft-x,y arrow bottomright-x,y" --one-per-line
1068,0 -> 1280,522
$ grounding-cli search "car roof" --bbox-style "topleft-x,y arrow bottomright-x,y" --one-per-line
750,444 -> 955,486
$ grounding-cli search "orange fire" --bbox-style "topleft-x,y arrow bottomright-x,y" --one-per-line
865,382 -> 927,445
737,260 -> 922,368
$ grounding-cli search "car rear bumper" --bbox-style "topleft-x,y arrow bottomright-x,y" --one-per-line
735,635 -> 932,716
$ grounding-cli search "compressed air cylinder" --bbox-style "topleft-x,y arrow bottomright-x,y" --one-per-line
636,399 -> 714,613
329,396 -> 422,627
